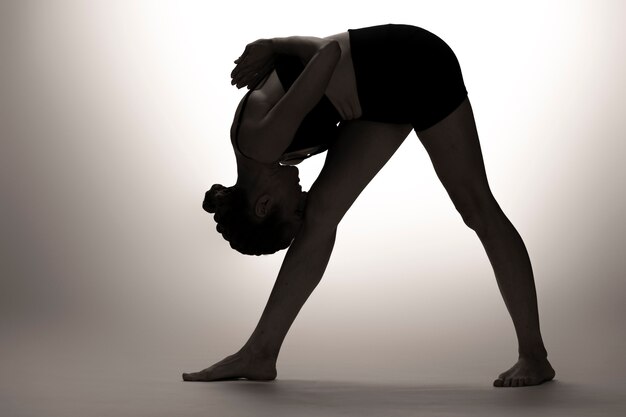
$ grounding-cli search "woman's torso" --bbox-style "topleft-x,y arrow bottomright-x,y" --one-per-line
231,24 -> 468,162
230,31 -> 362,164
320,32 -> 363,121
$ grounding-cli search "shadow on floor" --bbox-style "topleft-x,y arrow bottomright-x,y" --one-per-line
198,378 -> 623,417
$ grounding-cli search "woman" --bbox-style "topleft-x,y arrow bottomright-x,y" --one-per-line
184,24 -> 555,387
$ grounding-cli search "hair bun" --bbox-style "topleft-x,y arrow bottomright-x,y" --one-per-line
202,184 -> 229,213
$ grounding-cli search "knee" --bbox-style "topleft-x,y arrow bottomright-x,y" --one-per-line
452,192 -> 500,237
458,207 -> 489,236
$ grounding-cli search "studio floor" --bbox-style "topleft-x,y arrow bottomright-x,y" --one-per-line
2,326 -> 625,417
3,371 -> 625,417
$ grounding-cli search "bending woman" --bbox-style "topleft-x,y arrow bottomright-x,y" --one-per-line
183,24 -> 555,387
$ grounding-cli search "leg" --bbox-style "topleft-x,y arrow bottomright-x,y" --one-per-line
183,120 -> 413,381
415,97 -> 555,387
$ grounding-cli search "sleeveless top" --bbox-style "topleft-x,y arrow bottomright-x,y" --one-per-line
234,54 -> 342,165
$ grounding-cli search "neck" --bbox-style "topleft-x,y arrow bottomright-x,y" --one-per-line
235,154 -> 279,192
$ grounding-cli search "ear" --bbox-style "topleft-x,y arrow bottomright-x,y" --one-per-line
254,194 -> 274,218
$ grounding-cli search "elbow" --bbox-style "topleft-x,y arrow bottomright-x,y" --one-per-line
323,39 -> 341,60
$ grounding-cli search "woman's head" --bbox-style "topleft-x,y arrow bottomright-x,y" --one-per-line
203,165 -> 306,255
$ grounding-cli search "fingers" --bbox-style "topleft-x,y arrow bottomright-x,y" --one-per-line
230,59 -> 254,80
230,65 -> 241,80
231,62 -> 252,80
234,45 -> 250,65
231,65 -> 255,88
231,60 -> 274,89
230,42 -> 275,88
230,54 -> 266,78
239,68 -> 269,89
233,43 -> 255,67
236,71 -> 260,89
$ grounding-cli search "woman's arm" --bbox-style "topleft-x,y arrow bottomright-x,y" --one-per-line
234,37 -> 341,163
272,36 -> 335,63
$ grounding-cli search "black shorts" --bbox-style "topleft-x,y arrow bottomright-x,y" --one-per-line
348,24 -> 468,131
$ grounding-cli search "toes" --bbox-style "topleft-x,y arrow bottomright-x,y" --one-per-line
182,372 -> 196,381
495,377 -> 523,388
494,376 -> 548,388
182,371 -> 206,382
524,376 -> 541,386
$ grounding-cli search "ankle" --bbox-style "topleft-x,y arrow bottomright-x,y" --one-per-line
518,348 -> 548,361
240,343 -> 278,363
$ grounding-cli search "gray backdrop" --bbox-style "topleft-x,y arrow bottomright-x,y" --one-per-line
1,1 -> 625,416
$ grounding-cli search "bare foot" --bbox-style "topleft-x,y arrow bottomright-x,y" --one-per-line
493,356 -> 556,387
182,349 -> 277,382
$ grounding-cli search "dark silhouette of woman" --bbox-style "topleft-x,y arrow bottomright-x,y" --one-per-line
183,24 -> 555,387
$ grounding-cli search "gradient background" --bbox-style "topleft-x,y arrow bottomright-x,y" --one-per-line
1,1 -> 625,416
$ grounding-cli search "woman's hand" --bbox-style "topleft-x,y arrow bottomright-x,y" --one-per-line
231,39 -> 275,89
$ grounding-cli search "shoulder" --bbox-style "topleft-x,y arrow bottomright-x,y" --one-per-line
232,71 -> 286,162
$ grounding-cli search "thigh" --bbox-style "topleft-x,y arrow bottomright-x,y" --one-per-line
305,120 -> 413,228
415,97 -> 493,204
